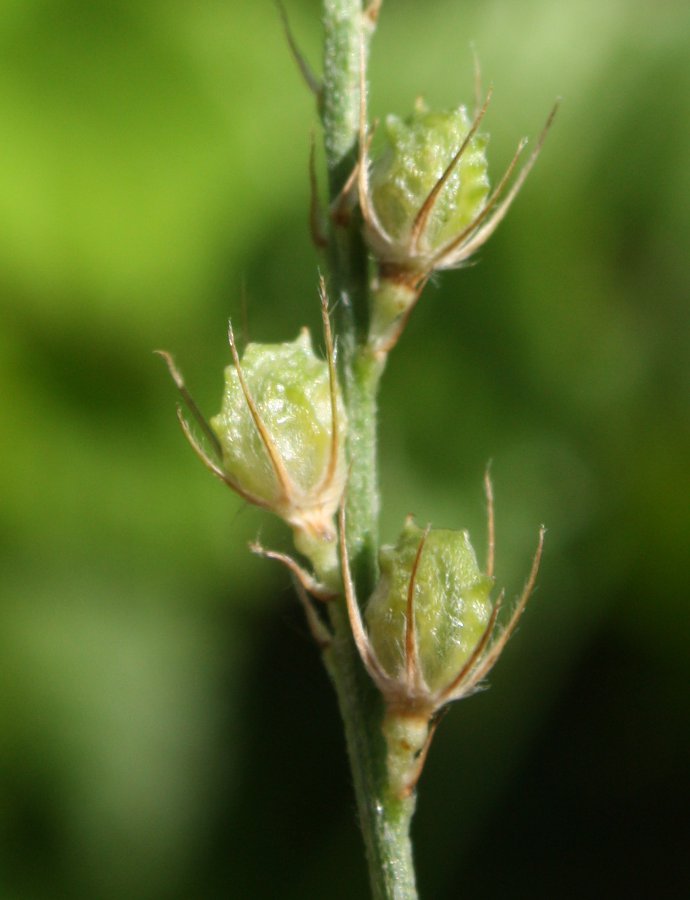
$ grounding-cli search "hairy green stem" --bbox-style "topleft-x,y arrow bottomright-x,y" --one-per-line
321,2 -> 418,897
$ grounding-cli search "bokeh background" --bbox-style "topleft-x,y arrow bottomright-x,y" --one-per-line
1,1 -> 689,897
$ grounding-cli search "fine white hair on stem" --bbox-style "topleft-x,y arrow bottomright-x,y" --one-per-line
317,276 -> 342,500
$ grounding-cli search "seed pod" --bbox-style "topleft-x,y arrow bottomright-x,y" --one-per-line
211,326 -> 347,546
356,74 -> 559,355
367,102 -> 490,273
160,283 -> 347,578
365,517 -> 494,695
339,484 -> 544,798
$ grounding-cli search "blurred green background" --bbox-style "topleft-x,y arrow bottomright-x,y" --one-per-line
1,1 -> 688,897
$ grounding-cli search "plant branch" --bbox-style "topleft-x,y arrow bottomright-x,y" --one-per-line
320,2 -> 419,897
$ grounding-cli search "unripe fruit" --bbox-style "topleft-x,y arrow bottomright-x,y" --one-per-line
211,328 -> 347,543
368,103 -> 490,270
365,517 -> 494,694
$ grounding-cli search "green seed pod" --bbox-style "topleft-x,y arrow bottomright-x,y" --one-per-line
368,102 -> 490,268
340,481 -> 545,798
210,328 -> 347,546
357,87 -> 557,357
365,517 -> 494,695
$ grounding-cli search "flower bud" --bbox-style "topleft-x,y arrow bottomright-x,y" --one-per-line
211,328 -> 347,547
365,517 -> 494,695
367,101 -> 490,270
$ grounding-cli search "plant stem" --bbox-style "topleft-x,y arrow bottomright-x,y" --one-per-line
321,2 -> 418,897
